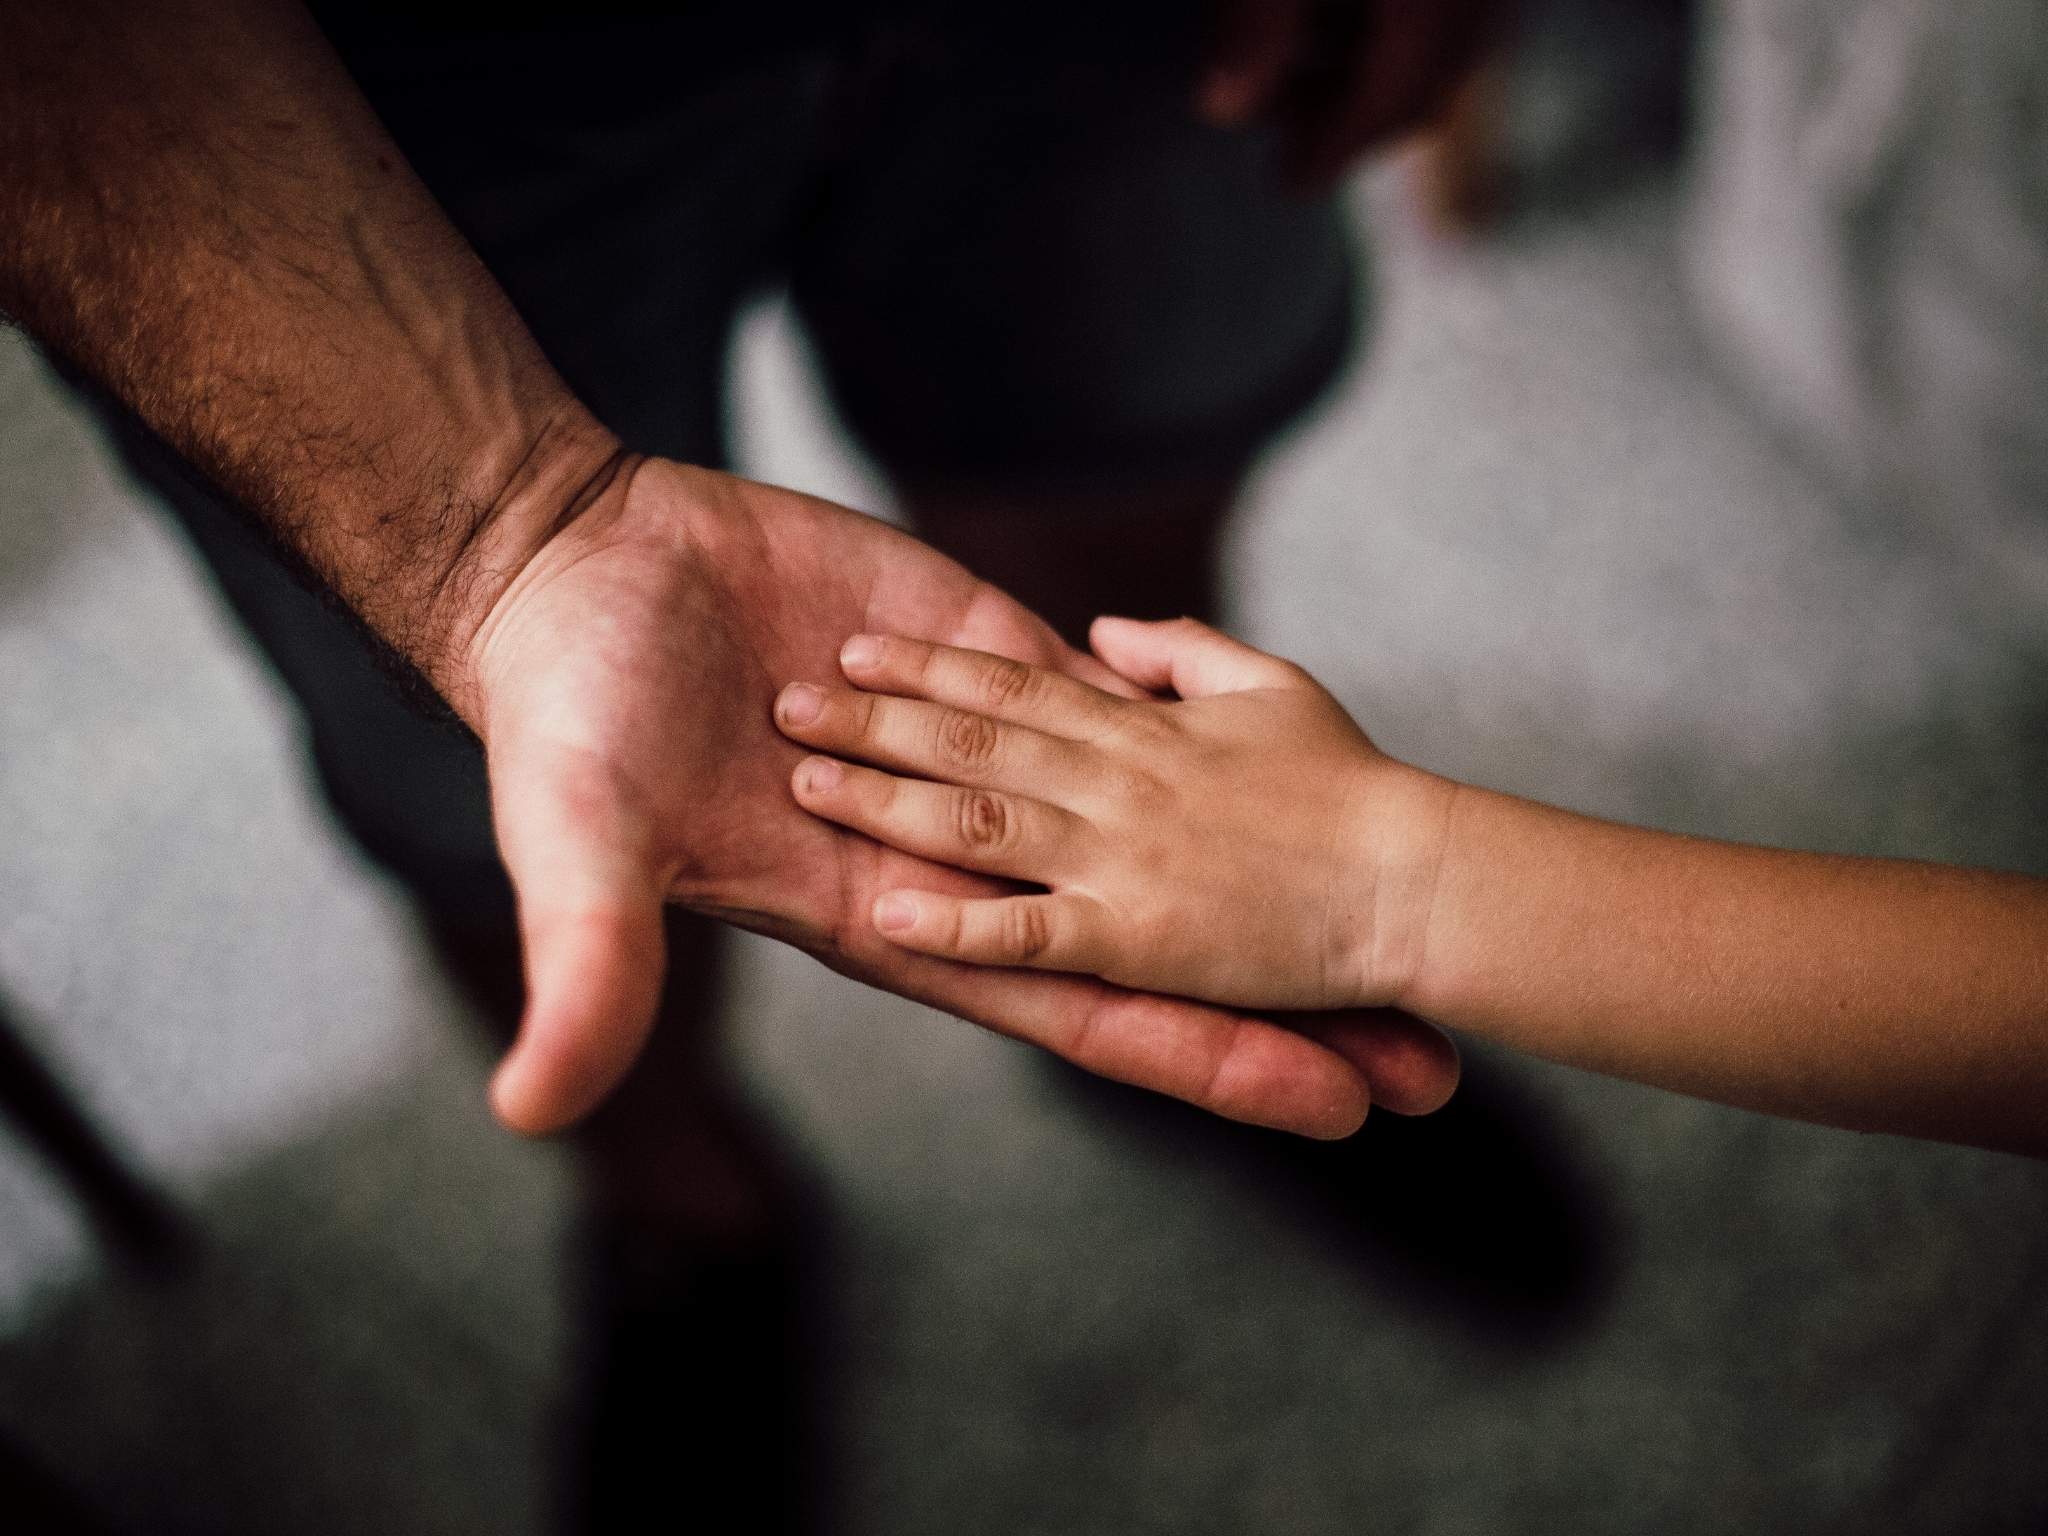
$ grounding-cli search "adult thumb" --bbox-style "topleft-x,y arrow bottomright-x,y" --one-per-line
484,749 -> 668,1136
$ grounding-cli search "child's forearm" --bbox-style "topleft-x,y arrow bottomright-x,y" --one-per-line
767,621 -> 2045,1152
1395,781 -> 2048,1155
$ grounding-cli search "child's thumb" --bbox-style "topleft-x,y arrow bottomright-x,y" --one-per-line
1088,615 -> 1305,700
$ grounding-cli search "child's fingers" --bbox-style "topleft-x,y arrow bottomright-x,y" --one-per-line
1088,616 -> 1309,700
791,755 -> 1080,882
869,889 -> 1106,974
775,681 -> 1083,795
838,634 -> 1124,742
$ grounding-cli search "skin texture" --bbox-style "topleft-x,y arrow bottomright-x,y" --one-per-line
472,463 -> 1460,1137
772,619 -> 1455,1008
1,0 -> 1462,1141
779,619 -> 2048,1158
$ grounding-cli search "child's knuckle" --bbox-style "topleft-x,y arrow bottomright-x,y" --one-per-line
936,708 -> 1002,771
954,789 -> 1014,851
1004,901 -> 1054,961
850,691 -> 881,741
1112,763 -> 1170,814
1109,704 -> 1176,751
978,655 -> 1040,711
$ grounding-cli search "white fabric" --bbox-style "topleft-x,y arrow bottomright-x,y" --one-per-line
1690,0 -> 2048,609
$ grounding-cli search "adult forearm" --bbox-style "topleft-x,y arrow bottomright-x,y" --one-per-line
0,0 -> 616,720
1402,784 -> 2048,1155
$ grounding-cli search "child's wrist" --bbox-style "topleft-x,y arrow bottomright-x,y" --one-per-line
1329,756 -> 1463,1011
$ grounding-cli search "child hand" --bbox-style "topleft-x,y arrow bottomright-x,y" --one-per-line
773,617 -> 1457,1012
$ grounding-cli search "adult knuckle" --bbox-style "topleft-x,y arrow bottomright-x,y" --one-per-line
937,708 -> 1001,771
954,789 -> 1014,851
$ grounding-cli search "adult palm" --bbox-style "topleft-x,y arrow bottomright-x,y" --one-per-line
467,458 -> 1457,1136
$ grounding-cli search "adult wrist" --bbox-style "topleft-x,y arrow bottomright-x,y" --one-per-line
415,404 -> 631,729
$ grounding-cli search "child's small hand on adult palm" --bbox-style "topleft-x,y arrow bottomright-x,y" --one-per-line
774,617 -> 1456,1013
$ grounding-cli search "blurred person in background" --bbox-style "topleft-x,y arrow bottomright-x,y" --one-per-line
0,1 -> 1495,1526
1689,0 -> 2047,600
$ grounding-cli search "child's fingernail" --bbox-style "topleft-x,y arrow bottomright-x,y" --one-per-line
874,893 -> 917,932
841,635 -> 883,671
798,756 -> 841,795
778,683 -> 823,726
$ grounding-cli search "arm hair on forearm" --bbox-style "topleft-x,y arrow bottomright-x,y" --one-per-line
0,0 -> 618,715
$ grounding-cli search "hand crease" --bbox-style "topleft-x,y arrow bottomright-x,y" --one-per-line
1407,780 -> 1463,1011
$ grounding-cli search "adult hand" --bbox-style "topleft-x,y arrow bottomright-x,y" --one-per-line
1200,0 -> 1501,187
462,459 -> 1459,1138
0,0 -> 1457,1145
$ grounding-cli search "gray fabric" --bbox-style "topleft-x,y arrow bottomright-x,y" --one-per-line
1689,0 -> 2048,611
